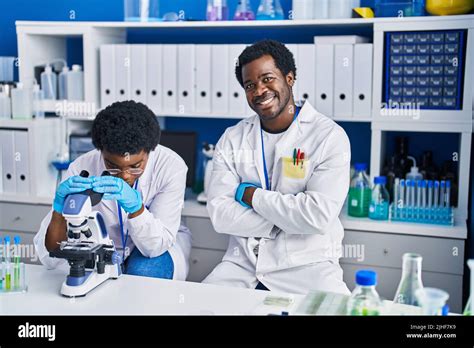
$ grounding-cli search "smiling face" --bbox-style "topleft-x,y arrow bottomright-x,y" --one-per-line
242,55 -> 295,122
102,150 -> 148,186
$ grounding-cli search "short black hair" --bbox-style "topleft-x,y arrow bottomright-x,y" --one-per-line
92,100 -> 160,155
235,39 -> 297,88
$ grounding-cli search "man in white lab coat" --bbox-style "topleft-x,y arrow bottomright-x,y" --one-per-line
34,101 -> 191,280
203,40 -> 351,295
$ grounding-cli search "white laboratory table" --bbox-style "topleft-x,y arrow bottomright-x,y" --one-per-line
0,264 -> 304,315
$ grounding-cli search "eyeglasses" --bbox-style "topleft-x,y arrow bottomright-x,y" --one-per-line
106,168 -> 144,176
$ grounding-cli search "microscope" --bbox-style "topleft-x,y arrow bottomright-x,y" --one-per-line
49,170 -> 122,297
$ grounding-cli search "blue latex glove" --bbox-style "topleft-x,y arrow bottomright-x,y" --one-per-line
235,182 -> 261,209
53,176 -> 94,213
92,176 -> 142,214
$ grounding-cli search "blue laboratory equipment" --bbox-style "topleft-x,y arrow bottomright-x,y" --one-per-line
369,176 -> 390,220
256,0 -> 284,20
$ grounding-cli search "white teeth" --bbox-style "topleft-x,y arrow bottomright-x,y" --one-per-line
259,96 -> 274,106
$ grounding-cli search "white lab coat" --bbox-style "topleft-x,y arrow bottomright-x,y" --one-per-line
33,146 -> 192,281
203,101 -> 351,295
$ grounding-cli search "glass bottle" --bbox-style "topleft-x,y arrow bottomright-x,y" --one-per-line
348,163 -> 371,217
206,0 -> 229,21
347,270 -> 382,316
234,0 -> 255,20
256,0 -> 284,20
393,253 -> 424,306
369,176 -> 390,220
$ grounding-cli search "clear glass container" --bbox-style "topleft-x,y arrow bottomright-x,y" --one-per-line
393,253 -> 424,306
234,0 -> 255,20
124,0 -> 160,22
369,176 -> 390,220
415,287 -> 449,315
256,0 -> 284,20
207,0 -> 229,21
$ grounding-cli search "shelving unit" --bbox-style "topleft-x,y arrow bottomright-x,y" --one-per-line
3,15 -> 472,311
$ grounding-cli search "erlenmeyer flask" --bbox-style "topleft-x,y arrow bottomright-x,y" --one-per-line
256,0 -> 284,20
234,0 -> 255,20
393,253 -> 424,306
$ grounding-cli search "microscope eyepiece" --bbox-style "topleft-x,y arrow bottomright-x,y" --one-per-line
79,170 -> 90,178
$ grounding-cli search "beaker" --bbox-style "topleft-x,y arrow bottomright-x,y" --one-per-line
415,287 -> 449,315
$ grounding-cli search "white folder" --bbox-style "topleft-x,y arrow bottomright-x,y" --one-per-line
114,44 -> 131,102
162,44 -> 178,114
296,44 -> 316,106
130,44 -> 147,104
195,45 -> 212,114
228,44 -> 247,116
0,129 -> 16,193
146,44 -> 163,115
315,44 -> 334,117
286,44 -> 299,103
178,45 -> 196,115
333,44 -> 354,118
353,44 -> 373,119
211,45 -> 229,115
13,130 -> 29,194
100,45 -> 116,109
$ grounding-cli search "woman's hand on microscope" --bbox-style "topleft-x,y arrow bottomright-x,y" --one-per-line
92,176 -> 143,214
53,176 -> 94,213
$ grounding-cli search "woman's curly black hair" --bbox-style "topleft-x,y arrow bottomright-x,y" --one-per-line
92,100 -> 160,155
235,39 -> 297,88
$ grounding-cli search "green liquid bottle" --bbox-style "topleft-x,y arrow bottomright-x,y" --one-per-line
348,163 -> 371,218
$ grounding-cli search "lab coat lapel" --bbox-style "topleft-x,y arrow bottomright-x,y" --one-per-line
246,117 -> 267,189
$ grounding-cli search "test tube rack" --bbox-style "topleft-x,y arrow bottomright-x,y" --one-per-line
389,204 -> 454,226
0,261 -> 27,294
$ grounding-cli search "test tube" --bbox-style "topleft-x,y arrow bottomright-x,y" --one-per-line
427,180 -> 433,208
410,180 -> 415,208
4,236 -> 11,290
434,181 -> 439,208
421,180 -> 427,208
20,262 -> 26,291
399,179 -> 405,219
440,181 -> 446,208
0,237 -> 3,290
393,178 -> 400,219
416,180 -> 421,207
14,236 -> 20,289
446,180 -> 451,208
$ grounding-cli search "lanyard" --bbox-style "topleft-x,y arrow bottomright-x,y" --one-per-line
260,107 -> 301,190
117,179 -> 139,260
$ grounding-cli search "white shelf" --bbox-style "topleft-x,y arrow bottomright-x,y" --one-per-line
0,194 -> 53,205
15,15 -> 474,30
182,198 -> 467,239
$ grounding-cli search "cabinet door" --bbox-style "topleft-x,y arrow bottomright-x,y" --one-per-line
187,248 -> 225,283
183,216 -> 229,251
0,203 -> 50,233
341,230 -> 464,275
341,264 -> 463,313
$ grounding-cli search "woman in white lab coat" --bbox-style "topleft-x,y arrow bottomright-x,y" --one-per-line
203,40 -> 351,295
34,101 -> 191,280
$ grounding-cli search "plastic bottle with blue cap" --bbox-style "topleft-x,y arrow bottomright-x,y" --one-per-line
369,176 -> 390,220
347,270 -> 382,315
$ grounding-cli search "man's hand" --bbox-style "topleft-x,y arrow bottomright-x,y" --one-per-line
53,176 -> 94,213
92,176 -> 143,214
235,182 -> 261,209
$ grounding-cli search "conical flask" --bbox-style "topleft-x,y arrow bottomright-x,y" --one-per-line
234,0 -> 255,20
256,0 -> 284,20
393,253 -> 424,306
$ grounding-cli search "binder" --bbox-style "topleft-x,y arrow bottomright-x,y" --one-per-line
286,44 -> 299,103
195,45 -> 212,114
130,44 -> 147,104
100,45 -> 116,109
0,129 -> 16,193
315,44 -> 334,117
146,44 -> 163,115
162,44 -> 178,113
178,45 -> 196,114
114,44 -> 131,102
296,44 -> 316,106
211,45 -> 229,115
13,130 -> 29,194
353,44 -> 373,119
334,44 -> 354,118
228,44 -> 247,116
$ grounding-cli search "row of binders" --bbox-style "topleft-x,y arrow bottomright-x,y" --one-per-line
287,41 -> 373,120
0,130 -> 30,194
100,42 -> 373,119
100,44 -> 254,116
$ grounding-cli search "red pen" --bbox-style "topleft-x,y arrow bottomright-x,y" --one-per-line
300,152 -> 305,168
296,149 -> 301,166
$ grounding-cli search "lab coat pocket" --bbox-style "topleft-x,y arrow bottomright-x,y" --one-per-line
282,157 -> 307,179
